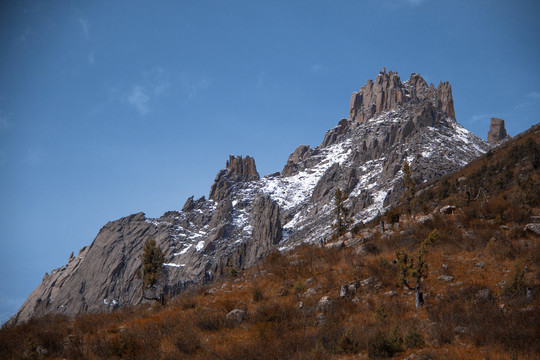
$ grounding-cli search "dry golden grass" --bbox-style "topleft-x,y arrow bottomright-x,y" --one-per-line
1,126 -> 539,359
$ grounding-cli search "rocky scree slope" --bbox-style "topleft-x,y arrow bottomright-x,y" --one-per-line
11,68 -> 490,325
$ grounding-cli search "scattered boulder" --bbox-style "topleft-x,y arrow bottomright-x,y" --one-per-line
226,309 -> 247,324
524,223 -> 540,236
340,284 -> 348,298
438,275 -> 454,282
526,287 -> 533,300
360,278 -> 373,287
325,240 -> 344,249
439,205 -> 456,214
317,296 -> 332,312
475,288 -> 492,303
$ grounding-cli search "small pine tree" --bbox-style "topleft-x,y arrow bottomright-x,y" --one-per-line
332,188 -> 352,237
396,230 -> 438,308
140,237 -> 165,289
504,262 -> 527,298
402,161 -> 417,214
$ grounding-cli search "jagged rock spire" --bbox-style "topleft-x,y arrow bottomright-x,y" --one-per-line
487,117 -> 509,144
209,155 -> 260,201
348,68 -> 455,124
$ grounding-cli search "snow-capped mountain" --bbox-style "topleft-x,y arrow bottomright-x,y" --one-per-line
11,69 -> 490,325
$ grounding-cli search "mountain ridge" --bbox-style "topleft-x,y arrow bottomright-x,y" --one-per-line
3,122 -> 538,360
10,69 -> 492,325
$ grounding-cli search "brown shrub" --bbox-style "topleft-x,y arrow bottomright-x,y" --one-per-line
428,284 -> 540,355
192,308 -> 226,331
365,257 -> 398,289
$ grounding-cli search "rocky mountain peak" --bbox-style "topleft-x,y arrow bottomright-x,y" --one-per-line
348,68 -> 455,125
225,155 -> 259,180
11,68 -> 491,326
487,117 -> 510,144
209,155 -> 260,201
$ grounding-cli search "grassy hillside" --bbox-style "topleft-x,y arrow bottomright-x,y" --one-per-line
2,125 -> 539,360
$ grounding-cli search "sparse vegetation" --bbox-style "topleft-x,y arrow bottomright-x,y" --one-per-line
1,126 -> 539,359
402,160 -> 417,214
141,237 -> 164,288
396,230 -> 438,308
332,188 -> 352,237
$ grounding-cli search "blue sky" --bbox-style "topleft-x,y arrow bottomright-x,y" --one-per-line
1,0 -> 539,322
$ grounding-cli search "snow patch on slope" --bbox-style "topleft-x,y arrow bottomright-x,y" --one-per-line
259,139 -> 353,210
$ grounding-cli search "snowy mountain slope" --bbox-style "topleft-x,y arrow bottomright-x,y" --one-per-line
11,69 -> 490,325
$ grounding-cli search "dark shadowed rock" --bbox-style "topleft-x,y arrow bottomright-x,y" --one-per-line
487,117 -> 509,144
282,145 -> 312,176
244,194 -> 282,267
226,309 -> 247,323
11,213 -> 154,324
281,145 -> 312,176
321,119 -> 350,147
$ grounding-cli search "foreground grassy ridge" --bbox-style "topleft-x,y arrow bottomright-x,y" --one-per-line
2,126 -> 539,359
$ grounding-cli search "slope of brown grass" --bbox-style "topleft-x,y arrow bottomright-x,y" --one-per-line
2,125 -> 539,359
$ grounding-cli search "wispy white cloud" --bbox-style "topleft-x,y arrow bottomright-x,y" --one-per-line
528,91 -> 540,99
514,91 -> 540,109
127,86 -> 150,115
79,18 -> 90,40
470,114 -> 490,123
88,52 -> 95,65
120,67 -> 172,115
182,76 -> 211,99
144,67 -> 170,96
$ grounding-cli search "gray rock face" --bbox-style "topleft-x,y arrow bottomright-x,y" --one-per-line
11,174 -> 282,325
244,195 -> 282,267
282,145 -> 312,176
209,155 -> 260,201
12,69 -> 491,325
226,309 -> 247,323
487,117 -> 509,144
11,213 -> 155,325
347,68 -> 455,129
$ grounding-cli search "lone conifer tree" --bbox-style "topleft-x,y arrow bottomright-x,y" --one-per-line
141,237 -> 164,289
332,188 -> 351,238
402,161 -> 416,214
396,230 -> 438,308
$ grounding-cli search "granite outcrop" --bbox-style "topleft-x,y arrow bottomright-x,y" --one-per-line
487,117 -> 510,144
11,68 -> 493,325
